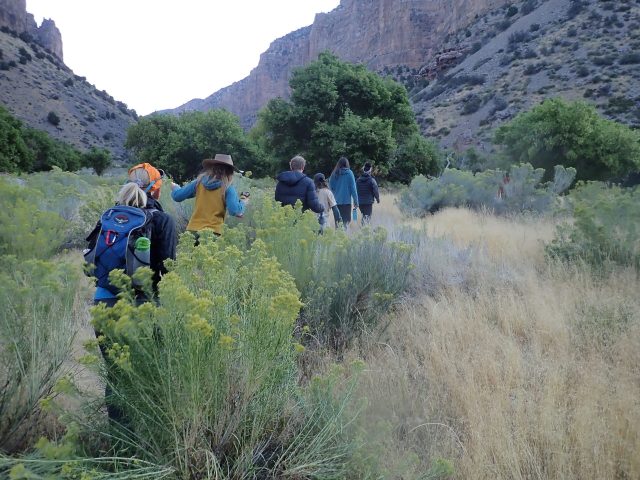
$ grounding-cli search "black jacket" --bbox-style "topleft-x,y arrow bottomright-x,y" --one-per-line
275,171 -> 324,213
356,173 -> 380,205
87,197 -> 177,289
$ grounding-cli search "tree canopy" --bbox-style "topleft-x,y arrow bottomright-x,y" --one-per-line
125,110 -> 268,182
494,98 -> 640,181
255,52 -> 440,180
0,105 -> 84,173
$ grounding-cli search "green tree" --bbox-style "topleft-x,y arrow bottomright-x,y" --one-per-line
22,128 -> 83,172
126,110 -> 267,181
82,146 -> 112,175
0,106 -> 33,172
256,51 -> 439,180
494,98 -> 640,181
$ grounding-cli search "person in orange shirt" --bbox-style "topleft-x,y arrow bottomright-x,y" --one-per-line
171,154 -> 248,236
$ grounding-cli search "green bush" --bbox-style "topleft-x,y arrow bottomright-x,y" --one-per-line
46,112 -> 60,127
0,257 -> 80,453
398,164 -> 576,216
546,183 -> 640,270
51,235 -> 365,478
225,195 -> 413,350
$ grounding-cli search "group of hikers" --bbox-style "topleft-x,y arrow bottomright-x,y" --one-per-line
85,153 -> 379,421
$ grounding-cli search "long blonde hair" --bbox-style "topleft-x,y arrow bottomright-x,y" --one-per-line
117,182 -> 147,208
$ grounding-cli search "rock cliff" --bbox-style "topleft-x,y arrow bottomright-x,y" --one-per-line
170,0 -> 509,128
0,0 -> 63,59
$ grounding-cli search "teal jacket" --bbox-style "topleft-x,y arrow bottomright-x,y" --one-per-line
329,168 -> 359,206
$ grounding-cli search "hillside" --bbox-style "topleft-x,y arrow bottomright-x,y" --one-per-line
407,0 -> 640,152
164,0 -> 639,156
163,0 -> 512,127
0,28 -> 137,163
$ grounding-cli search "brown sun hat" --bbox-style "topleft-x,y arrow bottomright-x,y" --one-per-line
202,153 -> 235,169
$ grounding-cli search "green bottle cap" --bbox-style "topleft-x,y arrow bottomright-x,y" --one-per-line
135,237 -> 151,251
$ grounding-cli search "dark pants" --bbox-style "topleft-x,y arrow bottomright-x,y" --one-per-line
359,203 -> 373,224
337,204 -> 353,226
94,298 -> 126,426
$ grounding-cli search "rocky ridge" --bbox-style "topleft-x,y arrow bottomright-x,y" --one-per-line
167,0 -> 511,128
0,0 -> 63,59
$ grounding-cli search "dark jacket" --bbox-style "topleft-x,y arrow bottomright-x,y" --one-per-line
275,171 -> 324,213
356,172 -> 380,205
87,197 -> 177,292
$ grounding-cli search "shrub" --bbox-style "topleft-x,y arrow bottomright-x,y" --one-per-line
63,77 -> 73,87
397,164 -> 576,216
529,23 -> 541,32
76,235 -> 366,478
508,30 -> 531,49
505,5 -> 519,17
522,0 -> 537,15
546,183 -> 640,271
576,64 -> 590,77
46,111 -> 60,126
0,257 -> 79,453
620,52 -> 640,65
462,94 -> 483,115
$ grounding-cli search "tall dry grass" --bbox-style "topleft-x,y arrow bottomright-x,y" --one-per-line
354,201 -> 640,479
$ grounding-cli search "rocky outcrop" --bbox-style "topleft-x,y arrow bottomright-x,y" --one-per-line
169,0 -> 509,128
0,0 -> 63,59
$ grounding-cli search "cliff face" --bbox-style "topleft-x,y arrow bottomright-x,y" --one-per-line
0,0 -> 63,59
170,0 -> 509,128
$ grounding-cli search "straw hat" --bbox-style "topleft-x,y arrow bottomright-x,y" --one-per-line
202,153 -> 235,169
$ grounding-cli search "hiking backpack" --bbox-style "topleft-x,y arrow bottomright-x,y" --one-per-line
84,205 -> 155,294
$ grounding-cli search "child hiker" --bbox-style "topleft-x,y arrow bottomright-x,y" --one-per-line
356,161 -> 380,224
314,172 -> 342,231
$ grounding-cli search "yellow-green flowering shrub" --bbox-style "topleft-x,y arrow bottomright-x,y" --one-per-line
224,196 -> 413,350
0,256 -> 80,453
82,233 -> 362,478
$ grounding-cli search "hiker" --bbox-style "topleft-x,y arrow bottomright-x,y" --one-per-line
356,162 -> 380,224
171,154 -> 248,236
86,163 -> 177,304
274,154 -> 324,213
85,165 -> 176,424
314,172 -> 342,231
328,156 -> 359,227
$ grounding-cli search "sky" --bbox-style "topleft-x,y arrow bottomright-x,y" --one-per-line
26,1 -> 341,116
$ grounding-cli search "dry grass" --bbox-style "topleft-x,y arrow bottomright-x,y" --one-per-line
352,196 -> 640,479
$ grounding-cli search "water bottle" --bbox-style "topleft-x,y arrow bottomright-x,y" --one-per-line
131,237 -> 151,286
352,207 -> 358,222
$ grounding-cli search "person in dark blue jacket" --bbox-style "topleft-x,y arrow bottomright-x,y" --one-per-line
356,162 -> 380,224
329,156 -> 359,226
275,155 -> 324,213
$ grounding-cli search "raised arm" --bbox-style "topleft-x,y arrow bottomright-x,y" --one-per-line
171,180 -> 197,202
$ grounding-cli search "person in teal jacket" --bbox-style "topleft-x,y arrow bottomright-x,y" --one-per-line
329,156 -> 359,226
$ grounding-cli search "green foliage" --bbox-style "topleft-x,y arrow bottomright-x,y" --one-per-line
46,111 -> 60,127
494,99 -> 640,181
125,110 -> 268,182
225,196 -> 413,350
78,235 -> 365,478
398,164 -> 576,216
0,105 -> 93,173
0,256 -> 79,453
0,177 -> 67,259
82,146 -> 112,175
546,183 -> 640,271
256,51 -> 440,180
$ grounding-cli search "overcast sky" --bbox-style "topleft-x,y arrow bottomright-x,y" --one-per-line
26,1 -> 340,116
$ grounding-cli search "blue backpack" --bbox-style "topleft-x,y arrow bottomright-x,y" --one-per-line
84,205 -> 155,294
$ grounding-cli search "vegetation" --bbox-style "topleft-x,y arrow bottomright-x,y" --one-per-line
547,182 -> 640,271
494,99 -> 640,181
256,51 -> 441,180
398,163 -> 576,216
126,110 -> 268,182
0,106 -> 111,174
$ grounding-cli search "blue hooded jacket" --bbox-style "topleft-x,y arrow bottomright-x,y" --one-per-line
329,168 -> 359,206
275,171 -> 324,213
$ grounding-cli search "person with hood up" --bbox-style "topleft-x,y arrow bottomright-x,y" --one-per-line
356,162 -> 380,224
329,156 -> 359,227
171,154 -> 248,236
274,155 -> 324,213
